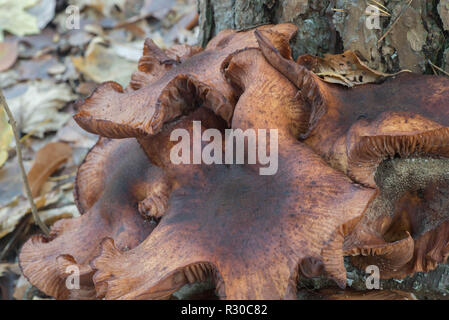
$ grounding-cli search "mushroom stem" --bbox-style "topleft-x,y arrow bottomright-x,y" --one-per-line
0,89 -> 49,236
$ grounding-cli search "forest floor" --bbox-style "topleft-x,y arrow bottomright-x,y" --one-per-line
0,0 -> 198,300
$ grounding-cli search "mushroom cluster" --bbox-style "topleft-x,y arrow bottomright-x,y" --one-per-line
19,24 -> 449,299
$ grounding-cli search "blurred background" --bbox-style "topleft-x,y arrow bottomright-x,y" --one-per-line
0,0 -> 198,300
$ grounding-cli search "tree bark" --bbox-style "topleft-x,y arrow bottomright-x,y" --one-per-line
198,0 -> 449,74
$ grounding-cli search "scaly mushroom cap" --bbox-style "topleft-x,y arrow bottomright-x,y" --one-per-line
89,48 -> 375,300
73,24 -> 297,139
19,138 -> 165,299
256,31 -> 449,279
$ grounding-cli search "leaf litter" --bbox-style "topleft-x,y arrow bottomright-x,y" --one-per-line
0,0 -> 199,299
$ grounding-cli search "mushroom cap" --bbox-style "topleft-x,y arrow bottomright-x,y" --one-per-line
89,48 -> 375,300
256,30 -> 449,163
256,30 -> 449,280
73,24 -> 297,140
20,138 -> 160,299
343,112 -> 449,187
90,144 -> 374,299
222,47 -> 310,139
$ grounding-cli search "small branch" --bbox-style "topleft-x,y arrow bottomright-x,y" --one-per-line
428,60 -> 449,77
0,89 -> 49,236
370,0 -> 389,12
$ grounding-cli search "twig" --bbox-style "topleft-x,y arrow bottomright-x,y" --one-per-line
378,0 -> 413,44
428,60 -> 449,77
369,0 -> 389,12
368,2 -> 391,16
0,89 -> 49,236
429,60 -> 438,75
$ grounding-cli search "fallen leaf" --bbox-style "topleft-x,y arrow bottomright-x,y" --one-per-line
56,118 -> 97,148
0,0 -> 40,41
0,161 -> 24,207
5,80 -> 77,137
16,54 -> 59,81
0,41 -> 19,72
142,0 -> 176,20
71,37 -> 137,86
12,275 -> 31,300
0,189 -> 62,239
27,142 -> 72,198
27,0 -> 56,30
0,263 -> 20,276
68,0 -> 126,17
18,28 -> 58,59
0,69 -> 19,88
38,204 -> 80,226
0,106 -> 12,167
110,40 -> 144,62
297,50 -> 409,87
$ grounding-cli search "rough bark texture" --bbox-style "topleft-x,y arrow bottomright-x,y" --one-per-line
197,0 -> 449,298
198,0 -> 449,74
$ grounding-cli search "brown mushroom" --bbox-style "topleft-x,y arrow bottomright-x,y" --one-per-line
19,138 -> 164,299
256,30 -> 449,280
20,23 -> 449,300
73,24 -> 297,139
88,47 -> 375,300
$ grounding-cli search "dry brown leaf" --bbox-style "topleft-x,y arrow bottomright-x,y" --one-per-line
56,118 -> 97,149
0,0 -> 40,41
0,263 -> 20,276
0,41 -> 18,72
27,142 -> 73,198
27,0 -> 56,30
0,189 -> 63,239
18,28 -> 58,59
38,204 -> 79,226
0,161 -> 24,207
5,80 -> 77,137
142,0 -> 176,20
71,37 -> 137,87
0,106 -> 12,167
12,275 -> 31,300
17,54 -> 58,81
68,0 -> 126,17
297,50 -> 409,87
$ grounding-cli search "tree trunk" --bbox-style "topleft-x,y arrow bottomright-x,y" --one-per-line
197,0 -> 449,299
198,0 -> 449,74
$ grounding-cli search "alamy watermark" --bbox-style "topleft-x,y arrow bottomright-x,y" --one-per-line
169,121 -> 279,175
65,265 -> 80,290
365,265 -> 380,289
65,5 -> 80,30
365,5 -> 381,30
